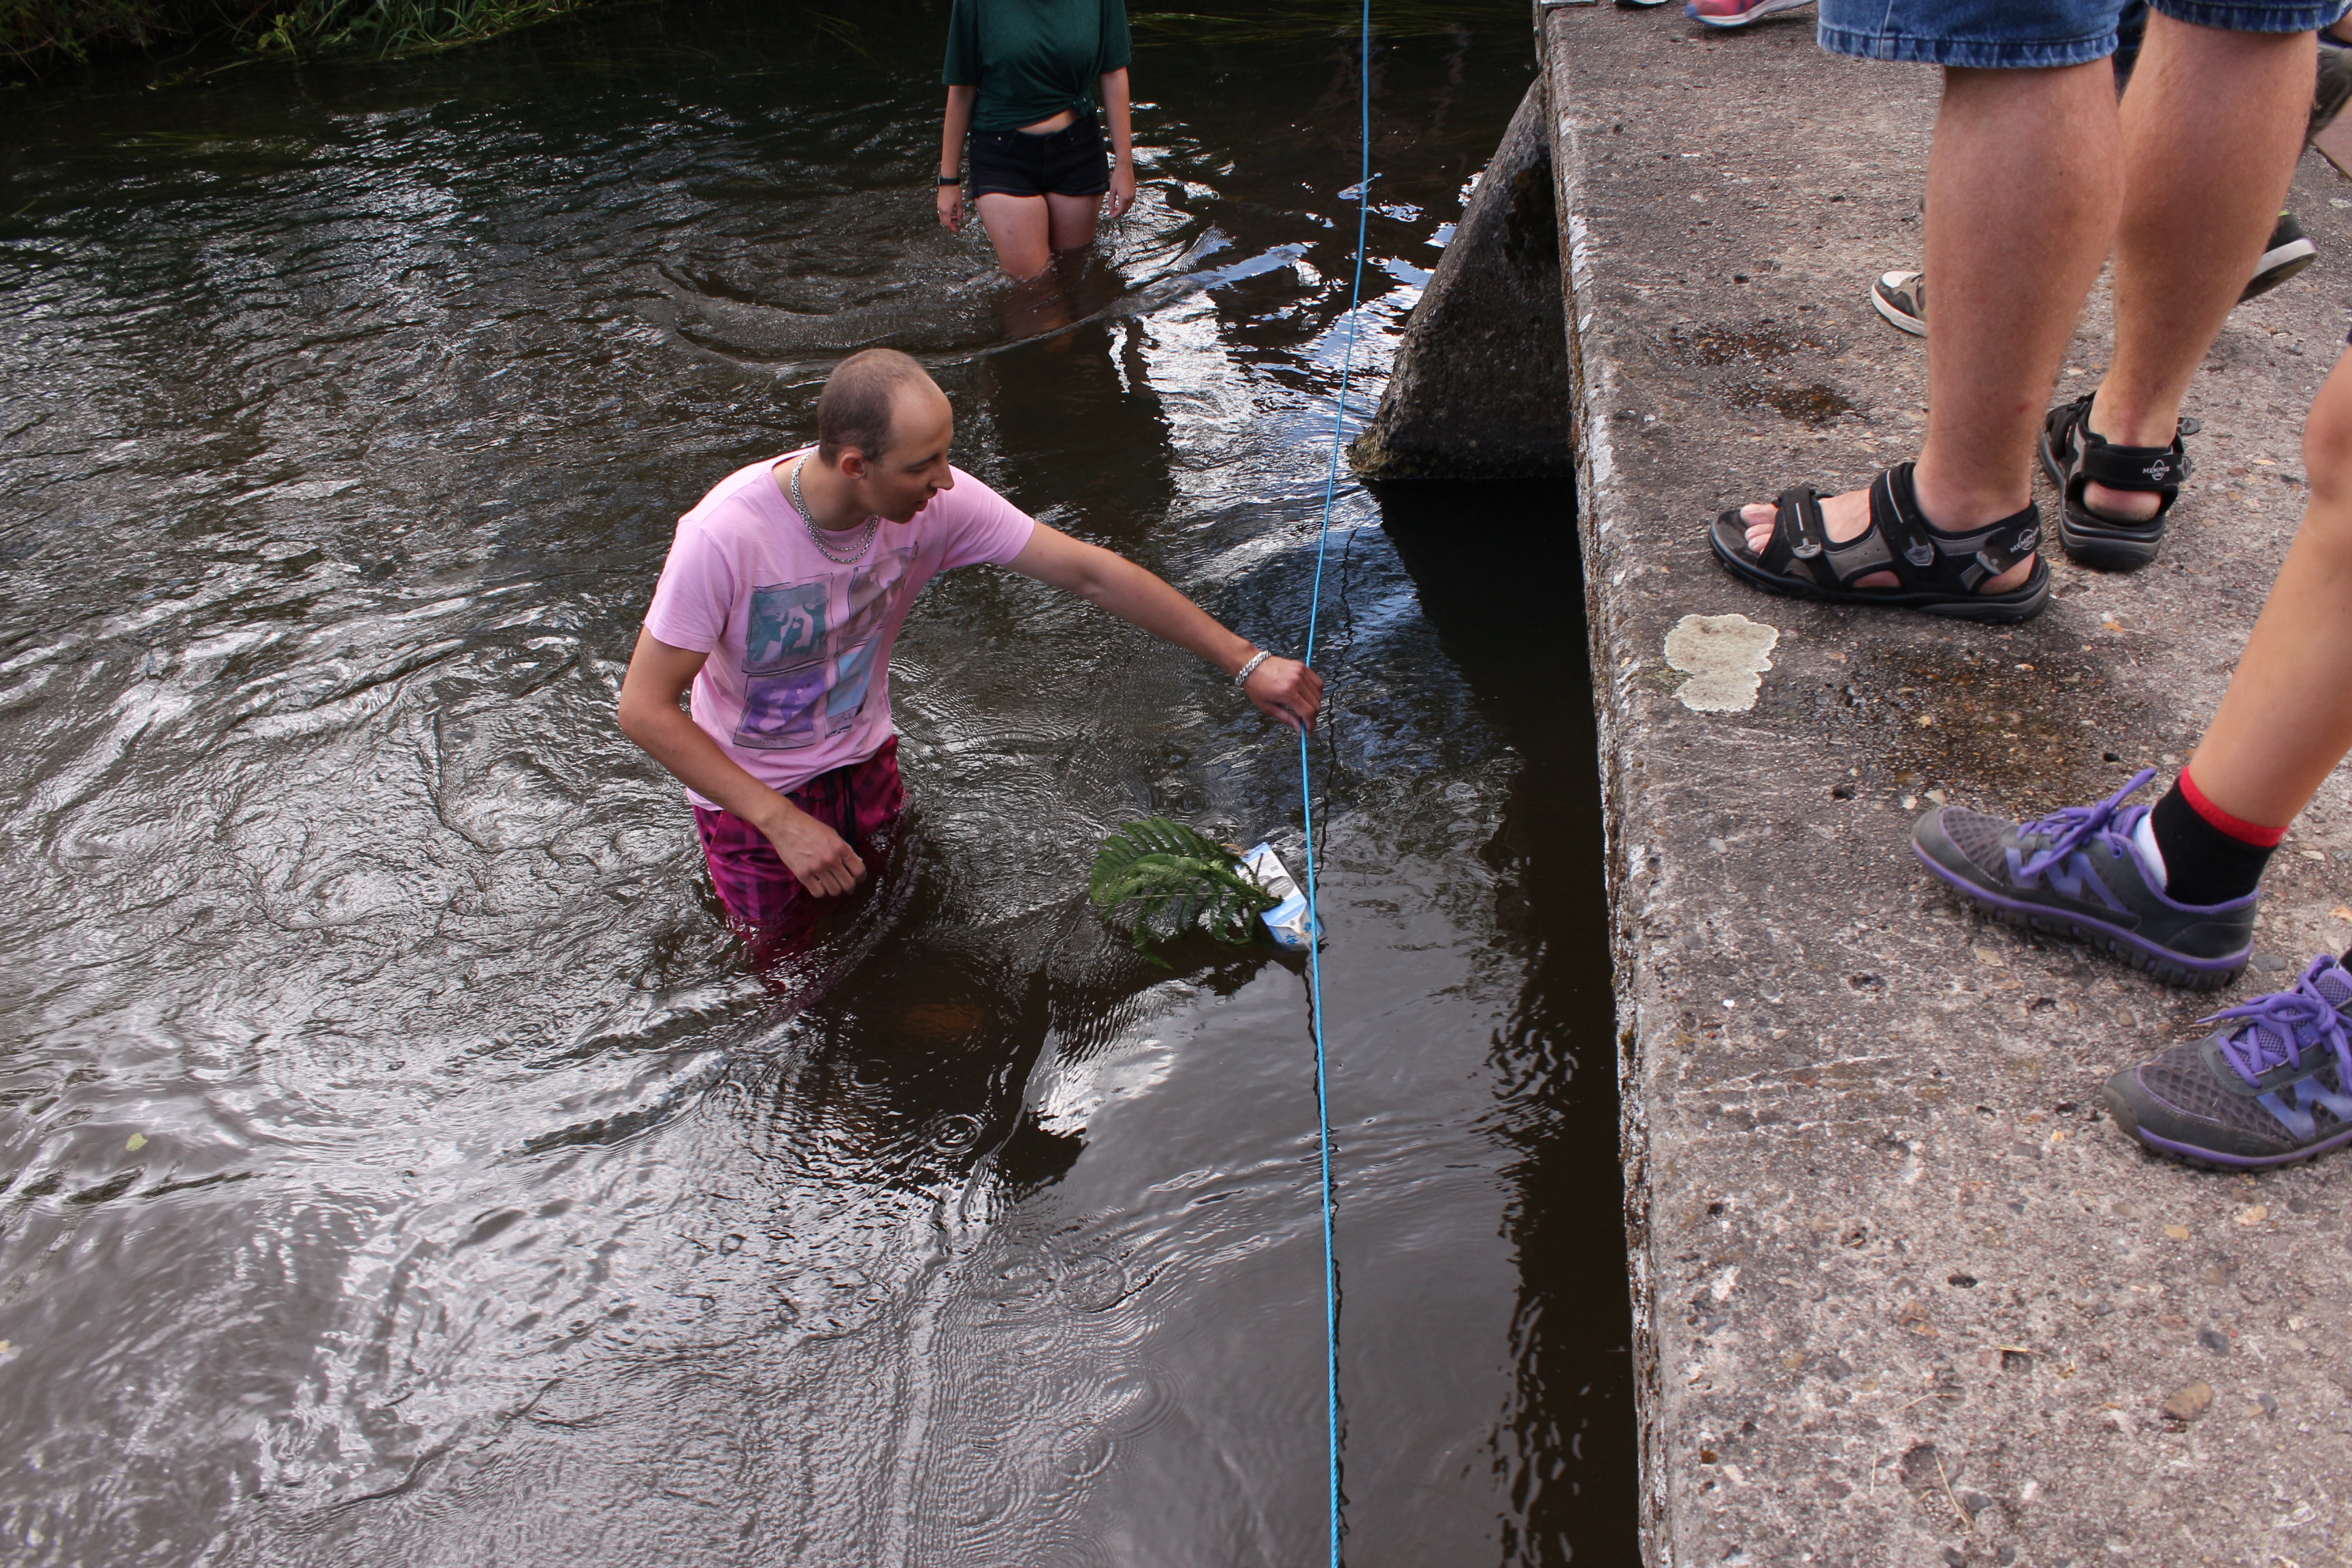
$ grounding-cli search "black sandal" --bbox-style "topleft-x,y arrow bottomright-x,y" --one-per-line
2039,393 -> 2195,571
1707,462 -> 2049,623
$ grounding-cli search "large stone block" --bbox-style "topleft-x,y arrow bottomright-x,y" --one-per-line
1350,74 -> 1576,480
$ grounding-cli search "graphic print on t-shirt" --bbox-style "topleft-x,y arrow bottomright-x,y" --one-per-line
743,581 -> 827,673
734,549 -> 913,751
824,549 -> 909,726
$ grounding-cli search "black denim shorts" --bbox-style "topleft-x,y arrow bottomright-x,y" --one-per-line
966,110 -> 1110,199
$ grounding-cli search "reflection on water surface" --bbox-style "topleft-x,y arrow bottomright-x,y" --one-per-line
0,3 -> 1634,1562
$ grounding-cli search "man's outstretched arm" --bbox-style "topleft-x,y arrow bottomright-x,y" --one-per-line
615,629 -> 870,896
1004,522 -> 1324,732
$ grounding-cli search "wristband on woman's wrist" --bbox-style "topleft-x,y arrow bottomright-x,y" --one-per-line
938,174 -> 961,185
1234,649 -> 1275,685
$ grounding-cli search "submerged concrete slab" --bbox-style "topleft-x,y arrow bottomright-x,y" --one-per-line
1540,7 -> 2352,1565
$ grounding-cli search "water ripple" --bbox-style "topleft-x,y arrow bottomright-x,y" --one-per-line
0,3 -> 1633,1563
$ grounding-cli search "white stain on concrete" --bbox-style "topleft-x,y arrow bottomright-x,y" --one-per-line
1665,613 -> 1779,712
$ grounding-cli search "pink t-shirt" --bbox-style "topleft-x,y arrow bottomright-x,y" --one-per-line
642,451 -> 1036,808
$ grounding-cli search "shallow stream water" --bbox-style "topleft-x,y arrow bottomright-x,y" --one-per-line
0,4 -> 1635,1561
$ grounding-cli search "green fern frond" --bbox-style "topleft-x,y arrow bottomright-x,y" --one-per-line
1090,817 -> 1279,963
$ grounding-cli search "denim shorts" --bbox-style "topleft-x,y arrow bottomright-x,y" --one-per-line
966,110 -> 1111,199
1820,0 -> 2348,67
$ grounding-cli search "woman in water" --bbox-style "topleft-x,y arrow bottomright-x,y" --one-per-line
936,0 -> 1137,280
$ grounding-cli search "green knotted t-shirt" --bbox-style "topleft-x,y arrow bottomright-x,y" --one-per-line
943,0 -> 1133,134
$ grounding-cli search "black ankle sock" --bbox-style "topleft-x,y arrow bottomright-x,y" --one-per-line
2149,781 -> 2274,906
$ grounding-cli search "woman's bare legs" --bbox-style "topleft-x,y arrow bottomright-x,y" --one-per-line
1045,192 -> 1099,254
975,193 -> 1055,279
2182,349 -> 2352,828
975,191 -> 1105,281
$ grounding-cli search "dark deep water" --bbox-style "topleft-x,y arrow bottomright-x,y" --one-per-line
0,3 -> 1637,1561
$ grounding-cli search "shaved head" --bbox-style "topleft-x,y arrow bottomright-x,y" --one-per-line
816,348 -> 941,466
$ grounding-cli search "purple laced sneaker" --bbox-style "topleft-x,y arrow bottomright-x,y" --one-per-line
2212,959 -> 2352,1082
2013,772 -> 2152,882
2106,956 -> 2352,1169
1912,770 -> 2256,991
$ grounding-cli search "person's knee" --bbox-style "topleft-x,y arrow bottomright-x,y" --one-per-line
1941,58 -> 2114,112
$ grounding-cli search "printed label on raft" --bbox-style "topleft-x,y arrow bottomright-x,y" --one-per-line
1242,842 -> 1321,951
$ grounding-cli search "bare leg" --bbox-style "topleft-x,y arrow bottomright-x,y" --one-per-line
2082,14 -> 2313,521
996,272 -> 1073,339
1743,62 -> 2119,590
975,193 -> 1054,280
1044,191 -> 1100,254
2182,350 -> 2352,827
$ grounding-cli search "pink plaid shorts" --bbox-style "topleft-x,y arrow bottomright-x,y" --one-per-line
692,737 -> 905,960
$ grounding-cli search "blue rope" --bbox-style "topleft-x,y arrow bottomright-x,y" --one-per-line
1299,3 -> 1371,1563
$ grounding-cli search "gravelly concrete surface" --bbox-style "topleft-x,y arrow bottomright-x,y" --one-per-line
1538,7 -> 2352,1565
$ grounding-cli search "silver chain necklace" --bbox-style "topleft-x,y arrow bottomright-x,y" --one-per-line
787,457 -> 881,565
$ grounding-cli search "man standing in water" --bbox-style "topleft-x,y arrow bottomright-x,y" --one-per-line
618,348 -> 1322,961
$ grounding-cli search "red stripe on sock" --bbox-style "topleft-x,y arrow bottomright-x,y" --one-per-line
2178,767 -> 2287,848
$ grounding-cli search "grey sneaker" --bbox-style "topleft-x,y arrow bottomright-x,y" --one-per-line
1871,270 -> 1925,336
2106,955 -> 2352,1169
2242,212 -> 2317,304
1911,769 -> 2255,990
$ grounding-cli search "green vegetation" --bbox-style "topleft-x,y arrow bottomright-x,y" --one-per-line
3,0 -> 184,69
3,0 -> 588,76
245,0 -> 590,59
1089,817 -> 1277,966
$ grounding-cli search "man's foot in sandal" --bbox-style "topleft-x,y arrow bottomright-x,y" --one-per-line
2105,954 -> 2352,1169
1912,770 -> 2255,991
2040,391 -> 2194,571
1708,461 -> 2048,623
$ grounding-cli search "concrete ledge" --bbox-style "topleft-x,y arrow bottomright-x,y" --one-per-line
1542,7 -> 2352,1565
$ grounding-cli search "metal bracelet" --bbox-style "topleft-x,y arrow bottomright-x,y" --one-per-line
1234,649 -> 1275,685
